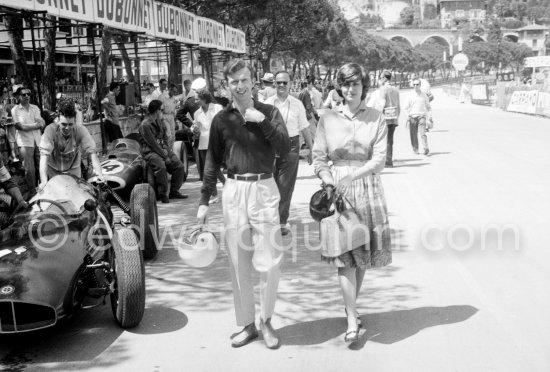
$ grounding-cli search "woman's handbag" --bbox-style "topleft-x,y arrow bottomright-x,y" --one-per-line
320,195 -> 370,258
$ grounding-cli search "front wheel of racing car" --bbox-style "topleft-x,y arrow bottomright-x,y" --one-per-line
172,141 -> 188,182
109,228 -> 145,328
130,183 -> 159,260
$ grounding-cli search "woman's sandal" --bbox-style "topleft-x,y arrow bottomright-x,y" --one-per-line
344,328 -> 359,343
345,308 -> 362,328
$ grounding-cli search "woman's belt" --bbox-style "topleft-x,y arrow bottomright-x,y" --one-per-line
332,160 -> 366,167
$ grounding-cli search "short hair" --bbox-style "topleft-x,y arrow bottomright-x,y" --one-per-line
336,63 -> 370,100
159,78 -> 167,85
58,98 -> 76,118
109,82 -> 120,91
15,86 -> 30,96
169,83 -> 178,90
148,99 -> 163,115
146,82 -> 155,89
382,70 -> 392,81
274,70 -> 290,80
223,59 -> 254,80
301,81 -> 308,89
183,79 -> 191,86
197,90 -> 213,104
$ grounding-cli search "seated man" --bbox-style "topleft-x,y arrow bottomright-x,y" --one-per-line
139,100 -> 187,204
38,98 -> 105,189
0,155 -> 27,211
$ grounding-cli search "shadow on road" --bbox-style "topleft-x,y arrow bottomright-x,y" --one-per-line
426,152 -> 451,156
277,305 -> 478,348
127,306 -> 188,335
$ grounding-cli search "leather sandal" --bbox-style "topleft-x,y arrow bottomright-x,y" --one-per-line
231,323 -> 259,348
344,328 -> 359,343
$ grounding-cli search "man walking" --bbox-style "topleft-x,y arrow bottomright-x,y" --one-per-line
376,70 -> 401,167
406,79 -> 431,156
197,59 -> 290,349
11,87 -> 44,194
265,70 -> 313,235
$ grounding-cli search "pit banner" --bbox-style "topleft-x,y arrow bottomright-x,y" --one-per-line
152,2 -> 196,45
225,25 -> 246,54
1,0 -> 245,53
196,16 -> 225,50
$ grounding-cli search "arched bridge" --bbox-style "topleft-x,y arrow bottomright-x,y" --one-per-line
367,28 -> 519,50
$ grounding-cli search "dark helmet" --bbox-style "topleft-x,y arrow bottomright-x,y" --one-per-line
309,188 -> 335,222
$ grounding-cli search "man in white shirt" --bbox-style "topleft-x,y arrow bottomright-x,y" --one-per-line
308,80 -> 323,110
151,78 -> 169,102
258,73 -> 276,103
11,87 -> 45,194
141,83 -> 156,109
406,79 -> 431,155
265,70 -> 313,235
410,73 -> 433,101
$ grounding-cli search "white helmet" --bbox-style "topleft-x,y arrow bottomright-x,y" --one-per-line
177,228 -> 219,268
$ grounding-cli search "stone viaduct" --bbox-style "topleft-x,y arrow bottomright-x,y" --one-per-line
367,27 -> 519,51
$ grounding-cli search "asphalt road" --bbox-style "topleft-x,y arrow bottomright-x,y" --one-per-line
1,89 -> 549,372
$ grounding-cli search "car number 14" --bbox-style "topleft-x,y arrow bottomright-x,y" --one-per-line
101,160 -> 124,174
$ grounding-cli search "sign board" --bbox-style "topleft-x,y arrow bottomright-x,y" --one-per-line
471,84 -> 488,101
507,90 -> 538,114
452,53 -> 469,71
536,91 -> 550,117
463,75 -> 497,84
524,56 -> 550,68
496,72 -> 515,82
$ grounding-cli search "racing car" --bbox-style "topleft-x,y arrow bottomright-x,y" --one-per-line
0,175 -> 153,333
92,134 -> 190,193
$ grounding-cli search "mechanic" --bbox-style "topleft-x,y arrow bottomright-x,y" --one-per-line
0,156 -> 27,210
139,100 -> 187,203
175,77 -> 205,130
38,98 -> 105,189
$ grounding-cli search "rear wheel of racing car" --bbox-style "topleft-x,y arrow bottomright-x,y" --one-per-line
0,193 -> 11,226
130,183 -> 159,260
172,140 -> 188,182
109,228 -> 145,328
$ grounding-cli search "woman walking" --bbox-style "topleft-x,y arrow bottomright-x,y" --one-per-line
312,63 -> 392,343
193,89 -> 225,201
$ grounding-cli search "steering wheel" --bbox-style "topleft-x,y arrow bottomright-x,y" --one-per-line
28,198 -> 71,215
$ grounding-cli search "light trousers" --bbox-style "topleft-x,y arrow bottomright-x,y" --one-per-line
222,177 -> 283,326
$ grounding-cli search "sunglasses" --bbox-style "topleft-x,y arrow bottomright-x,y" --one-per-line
276,81 -> 289,86
21,93 -> 31,96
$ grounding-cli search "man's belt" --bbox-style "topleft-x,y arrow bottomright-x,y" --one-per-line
227,173 -> 272,181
